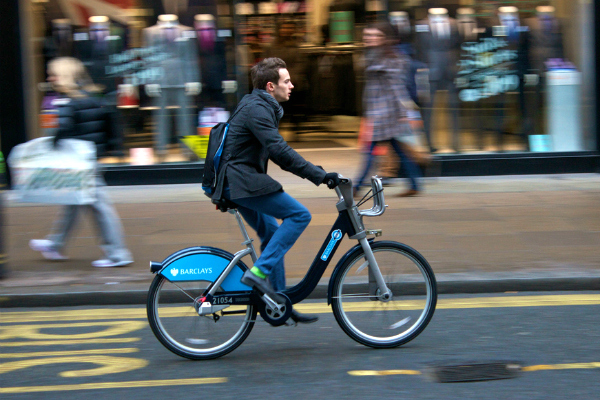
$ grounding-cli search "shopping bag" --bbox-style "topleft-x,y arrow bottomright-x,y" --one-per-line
358,117 -> 387,155
7,137 -> 97,205
398,113 -> 431,167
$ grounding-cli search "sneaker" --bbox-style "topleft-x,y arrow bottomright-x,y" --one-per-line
30,239 -> 68,261
92,259 -> 133,268
29,239 -> 53,253
240,269 -> 285,303
40,250 -> 69,261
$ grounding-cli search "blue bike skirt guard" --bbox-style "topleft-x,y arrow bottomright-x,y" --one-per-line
160,253 -> 251,292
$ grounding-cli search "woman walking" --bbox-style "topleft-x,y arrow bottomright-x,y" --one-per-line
29,57 -> 133,267
354,21 -> 422,197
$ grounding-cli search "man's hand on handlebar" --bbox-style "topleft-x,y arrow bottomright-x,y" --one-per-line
323,172 -> 341,189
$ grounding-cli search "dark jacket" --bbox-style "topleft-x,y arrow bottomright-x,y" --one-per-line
213,89 -> 326,201
54,95 -> 108,157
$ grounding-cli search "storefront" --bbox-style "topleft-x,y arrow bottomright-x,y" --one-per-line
1,0 -> 599,185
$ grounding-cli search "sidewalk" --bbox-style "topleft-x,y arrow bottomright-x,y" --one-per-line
1,147 -> 600,307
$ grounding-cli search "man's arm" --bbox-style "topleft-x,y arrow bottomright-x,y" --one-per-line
246,104 -> 326,185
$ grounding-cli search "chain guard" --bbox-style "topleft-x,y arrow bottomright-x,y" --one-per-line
258,293 -> 292,326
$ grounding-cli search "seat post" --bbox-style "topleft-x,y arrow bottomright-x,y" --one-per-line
229,209 -> 258,263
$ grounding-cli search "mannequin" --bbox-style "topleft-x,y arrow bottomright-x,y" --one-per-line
73,16 -> 123,96
142,14 -> 201,157
526,6 -> 563,73
496,6 -> 531,148
524,6 -> 564,136
415,8 -> 461,152
194,14 -> 227,108
456,8 -> 478,43
52,19 -> 73,56
428,8 -> 451,39
89,16 -> 110,46
43,19 -> 74,69
389,11 -> 411,37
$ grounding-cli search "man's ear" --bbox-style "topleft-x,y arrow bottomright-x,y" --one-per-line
266,82 -> 274,92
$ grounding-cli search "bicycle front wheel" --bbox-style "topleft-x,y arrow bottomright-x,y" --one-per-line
331,241 -> 437,348
147,274 -> 257,360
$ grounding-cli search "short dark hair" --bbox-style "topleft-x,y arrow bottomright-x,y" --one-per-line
251,57 -> 287,90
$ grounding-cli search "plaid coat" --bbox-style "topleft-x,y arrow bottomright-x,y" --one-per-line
363,50 -> 411,142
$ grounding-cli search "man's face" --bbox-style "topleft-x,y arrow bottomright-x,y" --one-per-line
268,68 -> 294,102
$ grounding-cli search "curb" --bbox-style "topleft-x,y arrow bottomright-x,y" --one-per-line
2,277 -> 599,308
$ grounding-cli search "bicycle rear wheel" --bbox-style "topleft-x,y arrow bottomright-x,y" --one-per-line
147,274 -> 256,360
331,241 -> 436,348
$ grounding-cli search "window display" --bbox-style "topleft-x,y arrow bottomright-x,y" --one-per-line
21,0 -> 598,173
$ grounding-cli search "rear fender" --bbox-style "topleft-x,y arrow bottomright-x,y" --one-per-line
154,246 -> 251,292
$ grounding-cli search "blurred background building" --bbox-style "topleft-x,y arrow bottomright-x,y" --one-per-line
1,0 -> 599,185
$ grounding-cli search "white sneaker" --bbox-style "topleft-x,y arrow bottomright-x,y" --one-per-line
92,259 -> 133,268
41,250 -> 69,261
30,239 -> 68,261
29,239 -> 53,252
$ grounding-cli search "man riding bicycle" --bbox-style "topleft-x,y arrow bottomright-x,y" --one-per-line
206,57 -> 341,324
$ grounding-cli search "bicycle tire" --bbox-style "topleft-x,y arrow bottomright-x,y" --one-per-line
147,272 -> 257,360
331,241 -> 437,348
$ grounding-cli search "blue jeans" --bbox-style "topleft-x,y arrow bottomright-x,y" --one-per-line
224,189 -> 311,291
355,139 -> 421,191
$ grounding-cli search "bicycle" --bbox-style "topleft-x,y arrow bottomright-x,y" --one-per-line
146,175 -> 437,360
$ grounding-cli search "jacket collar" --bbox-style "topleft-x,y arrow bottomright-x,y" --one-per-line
253,89 -> 284,121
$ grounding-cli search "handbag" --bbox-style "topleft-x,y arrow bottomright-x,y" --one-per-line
358,117 -> 388,156
7,137 -> 97,205
397,111 -> 432,167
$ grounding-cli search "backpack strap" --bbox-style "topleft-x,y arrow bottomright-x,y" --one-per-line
226,101 -> 250,125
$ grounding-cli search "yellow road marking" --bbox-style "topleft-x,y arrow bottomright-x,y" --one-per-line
349,369 -> 421,376
349,362 -> 600,377
0,338 -> 139,347
0,348 -> 139,358
0,321 -> 146,340
0,377 -> 227,393
522,362 -> 600,371
2,294 -> 600,323
0,355 -> 148,377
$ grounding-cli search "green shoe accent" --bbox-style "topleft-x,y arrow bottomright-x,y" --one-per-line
250,266 -> 267,279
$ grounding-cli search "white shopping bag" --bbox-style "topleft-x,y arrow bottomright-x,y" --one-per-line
7,137 -> 97,205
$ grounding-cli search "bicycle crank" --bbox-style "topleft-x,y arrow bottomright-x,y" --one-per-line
258,293 -> 292,327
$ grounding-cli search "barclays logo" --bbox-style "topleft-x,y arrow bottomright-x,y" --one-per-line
169,267 -> 213,277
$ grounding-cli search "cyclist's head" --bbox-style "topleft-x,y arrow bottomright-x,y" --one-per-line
251,57 -> 287,91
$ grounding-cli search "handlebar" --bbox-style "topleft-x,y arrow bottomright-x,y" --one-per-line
333,175 -> 386,217
358,176 -> 386,217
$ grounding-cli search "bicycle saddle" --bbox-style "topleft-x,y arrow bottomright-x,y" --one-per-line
213,198 -> 238,213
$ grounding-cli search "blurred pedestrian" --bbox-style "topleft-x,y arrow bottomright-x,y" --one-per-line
29,57 -> 133,268
354,21 -> 421,198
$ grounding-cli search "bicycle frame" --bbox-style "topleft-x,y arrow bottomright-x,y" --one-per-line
151,177 -> 391,307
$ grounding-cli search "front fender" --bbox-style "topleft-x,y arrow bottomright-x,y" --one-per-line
327,239 -> 374,305
153,246 -> 251,292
